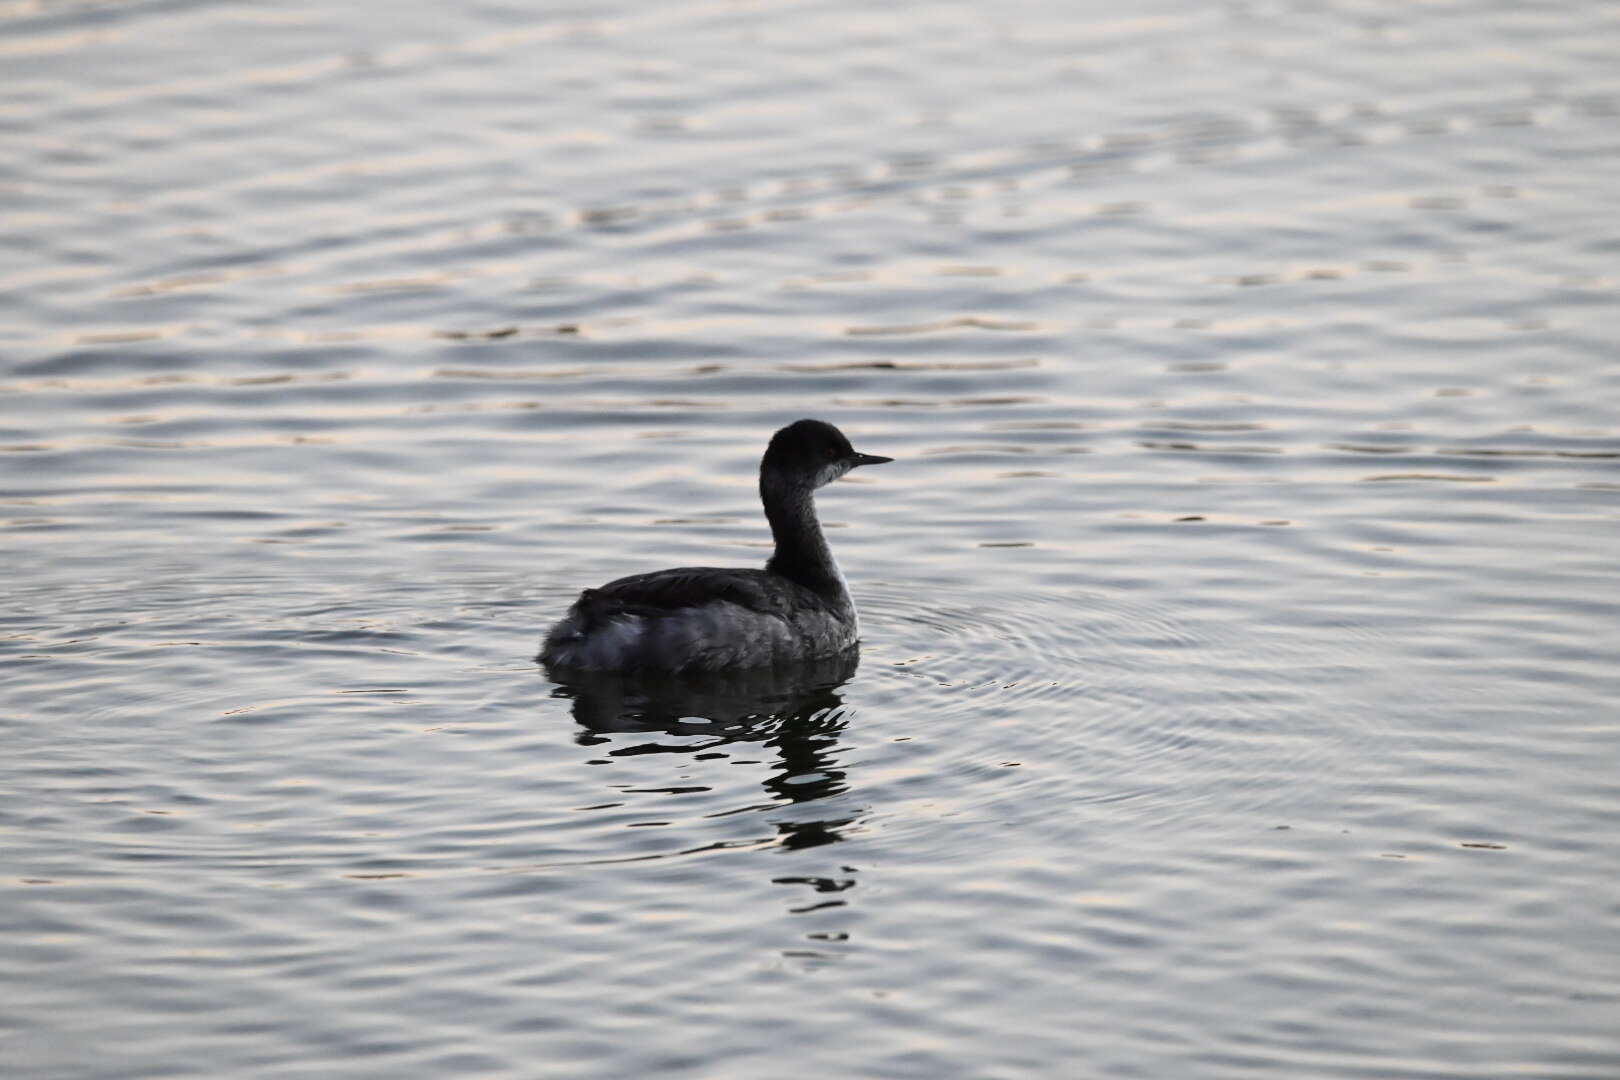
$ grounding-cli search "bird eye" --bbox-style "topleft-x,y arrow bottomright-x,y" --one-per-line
827,446 -> 840,460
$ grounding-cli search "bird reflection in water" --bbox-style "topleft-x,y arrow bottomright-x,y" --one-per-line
542,649 -> 861,851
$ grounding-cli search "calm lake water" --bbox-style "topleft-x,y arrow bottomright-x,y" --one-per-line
4,1 -> 1619,1077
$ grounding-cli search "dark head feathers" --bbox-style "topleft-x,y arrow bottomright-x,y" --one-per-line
762,419 -> 892,484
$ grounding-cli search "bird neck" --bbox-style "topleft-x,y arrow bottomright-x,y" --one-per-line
761,475 -> 846,596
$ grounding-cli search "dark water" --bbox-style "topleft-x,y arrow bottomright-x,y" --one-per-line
4,1 -> 1619,1076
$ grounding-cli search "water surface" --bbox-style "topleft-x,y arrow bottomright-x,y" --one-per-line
4,1 -> 1619,1077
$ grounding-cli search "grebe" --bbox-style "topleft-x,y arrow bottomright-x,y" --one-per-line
539,419 -> 891,673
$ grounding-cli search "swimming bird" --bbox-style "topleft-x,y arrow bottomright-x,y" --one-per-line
539,419 -> 892,673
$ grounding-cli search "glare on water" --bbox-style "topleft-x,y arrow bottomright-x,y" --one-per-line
3,1 -> 1619,1077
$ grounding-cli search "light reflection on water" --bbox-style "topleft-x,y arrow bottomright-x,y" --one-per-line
4,0 -> 1620,1076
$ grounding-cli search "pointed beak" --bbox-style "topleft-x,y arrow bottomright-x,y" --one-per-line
851,451 -> 893,468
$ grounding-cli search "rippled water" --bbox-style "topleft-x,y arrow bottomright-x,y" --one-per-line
5,1 -> 1619,1076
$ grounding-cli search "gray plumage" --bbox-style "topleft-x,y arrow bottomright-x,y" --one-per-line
539,419 -> 892,673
